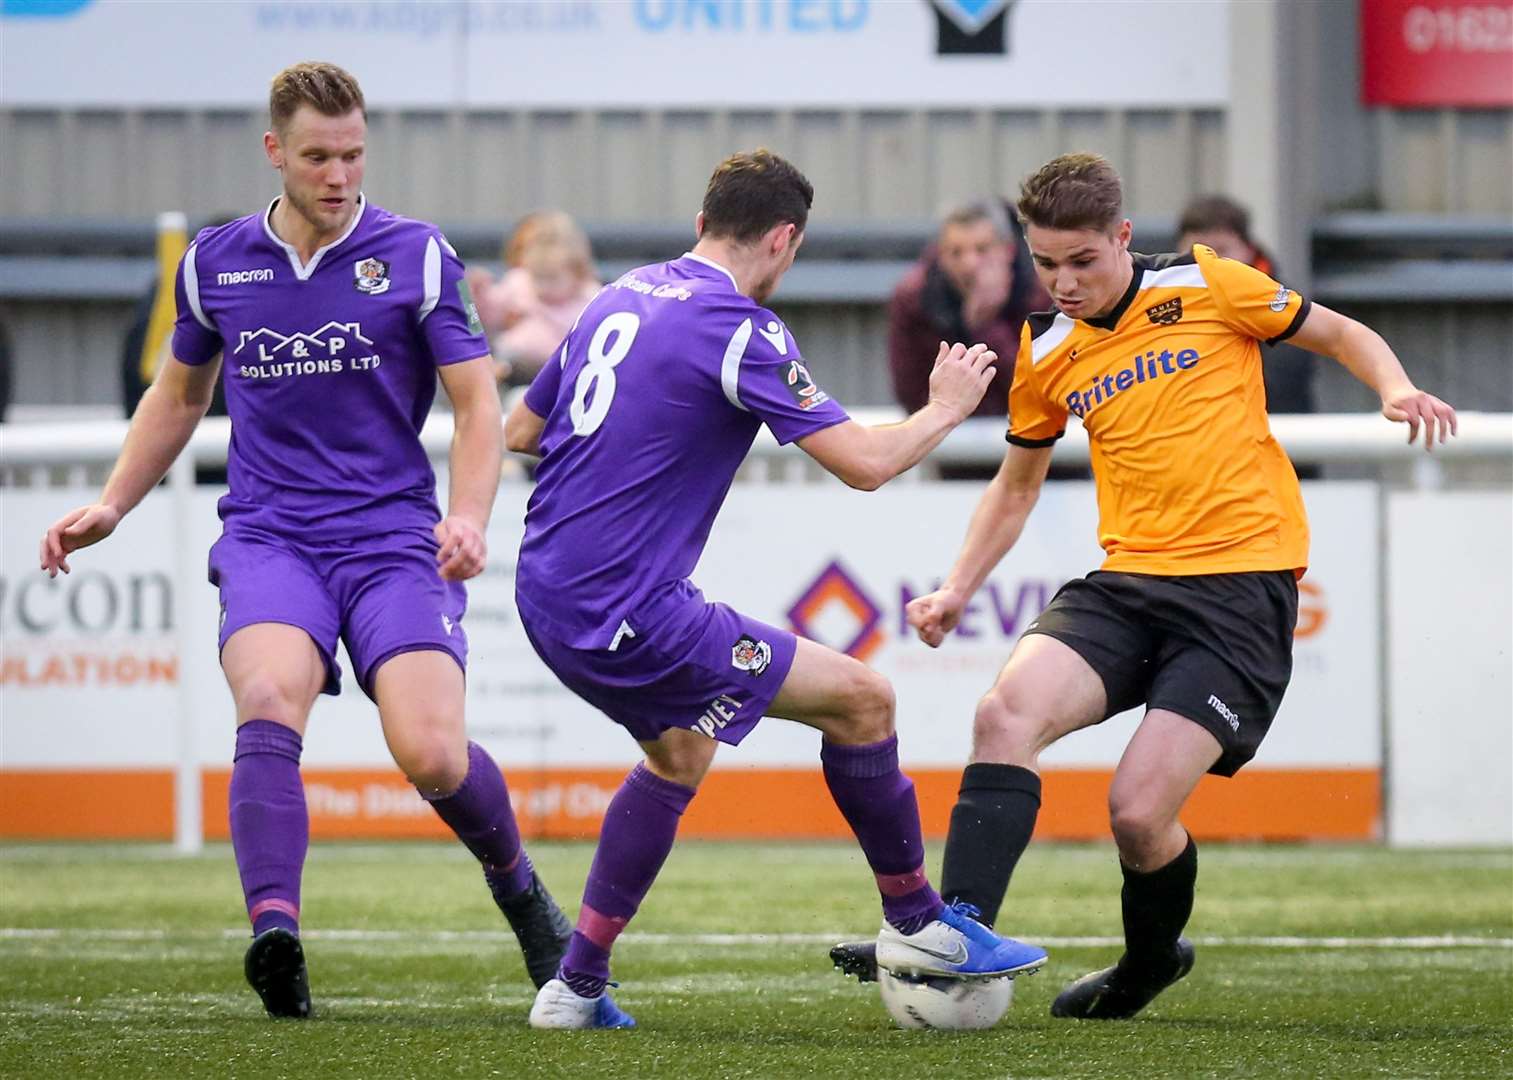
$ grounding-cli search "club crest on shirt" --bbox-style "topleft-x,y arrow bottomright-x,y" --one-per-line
784,359 -> 830,411
731,635 -> 772,676
1269,283 -> 1291,312
1145,297 -> 1183,325
353,256 -> 391,295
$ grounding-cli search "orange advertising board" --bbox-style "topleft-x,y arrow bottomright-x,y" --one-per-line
3,766 -> 1380,842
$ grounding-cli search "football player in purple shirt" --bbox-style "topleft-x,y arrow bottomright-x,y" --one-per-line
39,62 -> 568,1019
505,150 -> 1049,1030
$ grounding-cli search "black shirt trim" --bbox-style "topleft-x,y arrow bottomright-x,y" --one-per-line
1007,431 -> 1063,448
1081,250 -> 1195,331
1267,296 -> 1312,346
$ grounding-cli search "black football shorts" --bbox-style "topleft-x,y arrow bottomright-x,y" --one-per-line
1024,569 -> 1298,776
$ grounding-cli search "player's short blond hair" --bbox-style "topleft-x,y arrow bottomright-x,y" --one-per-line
269,62 -> 366,134
1017,153 -> 1123,233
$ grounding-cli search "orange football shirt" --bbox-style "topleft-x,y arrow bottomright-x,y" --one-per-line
1008,245 -> 1311,576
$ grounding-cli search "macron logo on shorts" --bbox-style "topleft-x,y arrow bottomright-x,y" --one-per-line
1207,694 -> 1240,731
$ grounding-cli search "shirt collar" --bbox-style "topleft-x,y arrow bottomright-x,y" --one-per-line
262,192 -> 368,281
681,251 -> 739,289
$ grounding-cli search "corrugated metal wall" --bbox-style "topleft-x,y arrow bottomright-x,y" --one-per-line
0,106 -> 1230,222
1,104 -> 1509,412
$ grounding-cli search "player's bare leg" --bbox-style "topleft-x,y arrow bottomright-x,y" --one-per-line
222,623 -> 326,1019
1052,709 -> 1219,1020
769,639 -> 1047,978
534,729 -> 715,1029
829,633 -> 1102,981
373,650 -> 570,990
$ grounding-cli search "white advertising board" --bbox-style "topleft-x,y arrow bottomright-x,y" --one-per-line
2,481 -> 1379,773
1386,491 -> 1513,846
1,1 -> 1227,108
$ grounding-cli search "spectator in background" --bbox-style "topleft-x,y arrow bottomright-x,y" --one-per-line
1177,195 -> 1316,417
889,200 -> 1052,478
468,211 -> 599,387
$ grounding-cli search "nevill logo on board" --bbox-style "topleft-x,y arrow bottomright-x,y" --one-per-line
785,559 -> 1063,661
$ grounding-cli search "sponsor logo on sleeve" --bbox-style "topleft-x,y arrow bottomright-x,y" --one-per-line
783,359 -> 831,411
457,279 -> 484,335
731,635 -> 772,676
1144,297 -> 1183,325
353,257 -> 391,295
1269,283 -> 1291,312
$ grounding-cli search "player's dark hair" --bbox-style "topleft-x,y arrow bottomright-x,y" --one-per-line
270,62 -> 366,134
700,150 -> 814,245
1017,153 -> 1123,233
1177,194 -> 1253,244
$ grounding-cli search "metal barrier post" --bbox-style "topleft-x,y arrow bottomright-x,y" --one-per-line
170,451 -> 202,855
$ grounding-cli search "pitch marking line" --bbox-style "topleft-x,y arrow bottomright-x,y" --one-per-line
1,929 -> 1509,949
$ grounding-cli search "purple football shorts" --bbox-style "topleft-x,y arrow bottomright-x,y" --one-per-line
209,523 -> 467,699
519,583 -> 797,745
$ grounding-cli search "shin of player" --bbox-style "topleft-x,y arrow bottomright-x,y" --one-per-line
512,151 -> 1046,1030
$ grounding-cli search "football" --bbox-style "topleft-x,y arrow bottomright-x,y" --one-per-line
877,968 -> 1014,1030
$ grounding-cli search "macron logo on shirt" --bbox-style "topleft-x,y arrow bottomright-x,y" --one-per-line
217,268 -> 274,285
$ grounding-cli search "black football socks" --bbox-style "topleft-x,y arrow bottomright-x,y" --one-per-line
939,762 -> 1043,927
1120,834 -> 1198,975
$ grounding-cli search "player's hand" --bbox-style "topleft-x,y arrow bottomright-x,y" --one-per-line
38,503 -> 121,578
434,516 -> 487,581
906,587 -> 967,649
1382,388 -> 1457,451
927,341 -> 998,423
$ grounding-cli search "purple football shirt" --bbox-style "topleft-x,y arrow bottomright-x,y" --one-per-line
516,253 -> 849,648
171,195 -> 488,540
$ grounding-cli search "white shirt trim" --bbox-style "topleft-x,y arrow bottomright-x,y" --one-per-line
683,251 -> 739,289
721,318 -> 753,411
419,235 -> 442,322
262,192 -> 368,281
181,242 -> 214,331
1140,263 -> 1207,291
1031,312 -> 1077,366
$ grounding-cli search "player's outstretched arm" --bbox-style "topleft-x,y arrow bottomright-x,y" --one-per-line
1288,303 -> 1458,450
907,444 -> 1053,647
436,355 -> 503,582
798,341 -> 996,490
38,353 -> 220,578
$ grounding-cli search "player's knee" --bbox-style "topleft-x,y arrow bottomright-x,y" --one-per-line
397,736 -> 468,797
836,667 -> 895,743
232,670 -> 312,728
644,738 -> 717,789
1108,792 -> 1170,855
971,688 -> 1040,756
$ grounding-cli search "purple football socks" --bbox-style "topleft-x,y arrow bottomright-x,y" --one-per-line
229,719 -> 308,937
423,741 -> 534,900
560,762 -> 695,998
821,735 -> 944,935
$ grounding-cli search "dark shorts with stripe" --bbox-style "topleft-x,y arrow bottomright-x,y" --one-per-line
1024,570 -> 1298,776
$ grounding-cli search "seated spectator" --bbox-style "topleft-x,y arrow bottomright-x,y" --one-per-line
469,211 -> 599,386
889,199 -> 1054,478
1177,195 -> 1316,417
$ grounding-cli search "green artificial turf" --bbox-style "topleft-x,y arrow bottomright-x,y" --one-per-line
2,842 -> 1508,1078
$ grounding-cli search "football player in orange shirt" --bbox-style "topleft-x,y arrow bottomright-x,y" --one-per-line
831,153 -> 1456,1020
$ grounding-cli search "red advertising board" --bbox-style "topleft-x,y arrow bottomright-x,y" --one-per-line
1361,1 -> 1513,106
